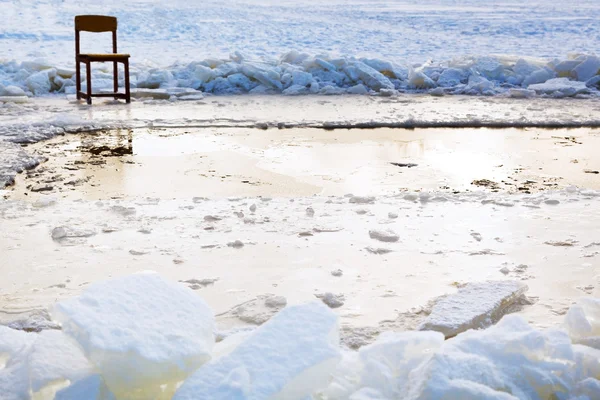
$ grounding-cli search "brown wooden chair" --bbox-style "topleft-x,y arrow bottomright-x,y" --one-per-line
75,15 -> 131,105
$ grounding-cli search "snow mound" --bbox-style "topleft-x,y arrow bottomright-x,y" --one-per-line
52,272 -> 215,399
418,281 -> 528,338
174,302 -> 340,400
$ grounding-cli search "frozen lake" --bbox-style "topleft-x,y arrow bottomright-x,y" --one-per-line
2,0 -> 600,65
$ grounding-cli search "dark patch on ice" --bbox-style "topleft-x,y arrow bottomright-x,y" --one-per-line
390,162 -> 418,168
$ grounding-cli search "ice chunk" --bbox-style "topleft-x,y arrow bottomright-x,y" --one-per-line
129,88 -> 171,100
573,378 -> 600,399
407,315 -> 575,399
292,70 -> 313,87
528,77 -> 588,97
228,73 -> 255,91
25,68 -> 56,95
241,64 -> 282,90
418,281 -> 528,338
464,74 -> 494,95
436,68 -> 465,87
347,84 -> 369,95
408,69 -> 435,89
350,62 -> 394,91
174,302 -> 340,400
564,298 -> 600,348
283,84 -> 308,96
0,85 -> 26,97
572,56 -> 600,82
522,68 -> 554,87
475,57 -> 504,80
194,65 -> 216,83
509,88 -> 536,98
369,229 -> 399,243
55,375 -> 116,400
29,330 -> 93,396
52,272 -> 215,399
0,327 -> 93,399
356,331 -> 444,398
554,59 -> 582,77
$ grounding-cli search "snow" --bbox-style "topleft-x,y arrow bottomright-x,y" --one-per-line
565,298 -> 600,349
0,1 -> 599,98
418,281 -> 528,338
52,272 -> 215,399
0,140 -> 41,187
173,302 -> 340,400
28,330 -> 93,396
4,270 -> 600,398
0,327 -> 94,399
55,375 -> 116,400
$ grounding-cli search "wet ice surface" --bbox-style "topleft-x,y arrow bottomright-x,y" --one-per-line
2,96 -> 600,195
1,189 -> 599,336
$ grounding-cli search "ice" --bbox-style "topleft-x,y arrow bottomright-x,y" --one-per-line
55,375 -> 116,400
522,68 -> 555,87
418,281 -> 528,338
52,272 -> 215,399
572,56 -> 600,81
405,315 -> 576,399
28,330 -> 93,396
564,298 -> 600,348
349,62 -> 394,92
25,68 -> 56,95
0,85 -> 26,97
0,327 -> 94,399
0,140 -> 41,187
528,78 -> 589,97
356,331 -> 445,398
408,69 -> 435,89
436,68 -> 465,87
174,302 -> 340,400
369,229 -> 399,243
346,84 -> 369,95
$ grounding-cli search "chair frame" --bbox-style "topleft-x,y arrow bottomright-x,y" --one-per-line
75,15 -> 131,105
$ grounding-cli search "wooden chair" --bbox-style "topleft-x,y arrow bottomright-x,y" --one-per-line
75,15 -> 131,105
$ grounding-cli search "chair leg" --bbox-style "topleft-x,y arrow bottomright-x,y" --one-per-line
113,61 -> 118,100
124,60 -> 131,104
76,60 -> 81,100
86,61 -> 92,105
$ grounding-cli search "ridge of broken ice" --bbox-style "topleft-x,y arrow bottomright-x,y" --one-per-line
1,272 -> 600,398
1,53 -> 599,99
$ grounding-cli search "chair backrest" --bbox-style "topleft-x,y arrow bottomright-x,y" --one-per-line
75,15 -> 117,33
75,15 -> 118,55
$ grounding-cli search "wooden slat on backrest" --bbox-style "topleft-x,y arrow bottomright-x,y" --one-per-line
75,15 -> 117,32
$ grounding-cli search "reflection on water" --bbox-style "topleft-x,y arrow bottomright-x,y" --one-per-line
58,126 -> 577,198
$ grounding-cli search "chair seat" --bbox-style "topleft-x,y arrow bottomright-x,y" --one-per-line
78,53 -> 130,61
